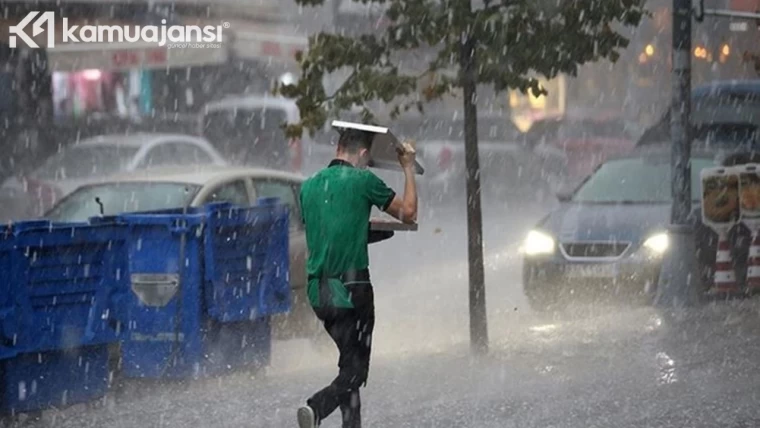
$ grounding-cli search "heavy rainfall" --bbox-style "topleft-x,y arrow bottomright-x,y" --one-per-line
0,0 -> 758,427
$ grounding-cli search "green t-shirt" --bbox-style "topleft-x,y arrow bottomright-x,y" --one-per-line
299,160 -> 396,308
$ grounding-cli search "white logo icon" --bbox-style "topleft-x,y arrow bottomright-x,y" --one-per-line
8,11 -> 226,49
9,11 -> 56,49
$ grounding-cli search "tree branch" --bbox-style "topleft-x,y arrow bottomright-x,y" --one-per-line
323,69 -> 358,102
280,0 -> 647,140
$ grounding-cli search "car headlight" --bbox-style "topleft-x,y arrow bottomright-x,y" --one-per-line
643,233 -> 669,254
523,230 -> 555,256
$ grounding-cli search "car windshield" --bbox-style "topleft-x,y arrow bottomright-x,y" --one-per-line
45,182 -> 201,222
571,156 -> 716,203
34,145 -> 140,180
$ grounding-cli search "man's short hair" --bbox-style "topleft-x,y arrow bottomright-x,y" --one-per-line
337,129 -> 374,153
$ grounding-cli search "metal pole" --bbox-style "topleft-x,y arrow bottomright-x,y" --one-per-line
671,0 -> 691,225
654,0 -> 702,308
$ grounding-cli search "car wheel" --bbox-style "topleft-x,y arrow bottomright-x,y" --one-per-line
525,286 -> 565,313
523,266 -> 565,313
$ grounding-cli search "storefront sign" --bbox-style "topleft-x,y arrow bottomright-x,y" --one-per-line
47,42 -> 229,72
112,49 -> 168,67
232,25 -> 307,63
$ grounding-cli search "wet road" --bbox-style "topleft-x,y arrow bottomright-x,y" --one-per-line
23,197 -> 760,427
370,191 -> 553,287
42,288 -> 760,427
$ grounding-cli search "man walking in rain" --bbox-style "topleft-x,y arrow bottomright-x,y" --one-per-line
297,128 -> 418,428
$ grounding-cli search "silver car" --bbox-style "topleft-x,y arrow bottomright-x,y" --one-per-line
44,166 -> 318,342
0,133 -> 227,220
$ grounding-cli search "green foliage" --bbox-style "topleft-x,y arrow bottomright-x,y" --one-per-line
275,0 -> 647,138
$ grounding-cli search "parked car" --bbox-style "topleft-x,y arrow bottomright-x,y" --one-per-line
638,79 -> 760,146
527,115 -> 638,190
0,133 -> 227,220
43,166 -> 317,341
522,144 -> 722,312
0,113 -> 199,181
200,94 -> 335,176
403,114 -> 555,204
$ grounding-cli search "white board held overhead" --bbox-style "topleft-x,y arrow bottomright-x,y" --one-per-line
331,120 -> 425,175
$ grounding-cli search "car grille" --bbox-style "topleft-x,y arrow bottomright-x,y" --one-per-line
560,242 -> 631,259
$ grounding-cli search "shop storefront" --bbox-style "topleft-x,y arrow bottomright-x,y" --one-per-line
46,40 -> 230,119
0,15 -> 307,122
0,16 -> 232,119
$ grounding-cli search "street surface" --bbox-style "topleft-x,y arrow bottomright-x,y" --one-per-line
22,198 -> 760,427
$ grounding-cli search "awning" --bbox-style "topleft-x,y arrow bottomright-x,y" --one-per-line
46,41 -> 229,72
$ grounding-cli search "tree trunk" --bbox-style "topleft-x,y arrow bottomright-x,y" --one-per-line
459,12 -> 488,355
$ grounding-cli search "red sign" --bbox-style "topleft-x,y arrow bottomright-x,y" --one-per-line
730,0 -> 760,12
146,49 -> 167,64
261,41 -> 282,57
112,51 -> 140,67
112,49 -> 167,68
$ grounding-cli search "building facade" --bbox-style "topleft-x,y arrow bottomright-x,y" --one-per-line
0,0 -> 313,123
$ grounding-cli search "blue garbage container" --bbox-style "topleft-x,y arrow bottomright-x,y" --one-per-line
120,202 -> 290,379
0,226 -> 16,361
0,219 -> 127,414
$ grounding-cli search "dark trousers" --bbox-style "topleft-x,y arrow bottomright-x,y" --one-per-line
308,284 -> 375,428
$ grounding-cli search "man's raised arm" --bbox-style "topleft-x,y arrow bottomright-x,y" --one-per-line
384,141 -> 417,224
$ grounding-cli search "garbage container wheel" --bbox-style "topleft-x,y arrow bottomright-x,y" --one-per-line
244,361 -> 268,379
1,410 -> 43,427
86,396 -> 111,411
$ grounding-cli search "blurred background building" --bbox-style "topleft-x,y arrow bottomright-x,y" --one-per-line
0,0 -> 756,140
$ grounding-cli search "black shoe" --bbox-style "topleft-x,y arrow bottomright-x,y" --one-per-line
297,405 -> 316,428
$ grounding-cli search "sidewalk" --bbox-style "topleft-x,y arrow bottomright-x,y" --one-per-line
36,300 -> 760,428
